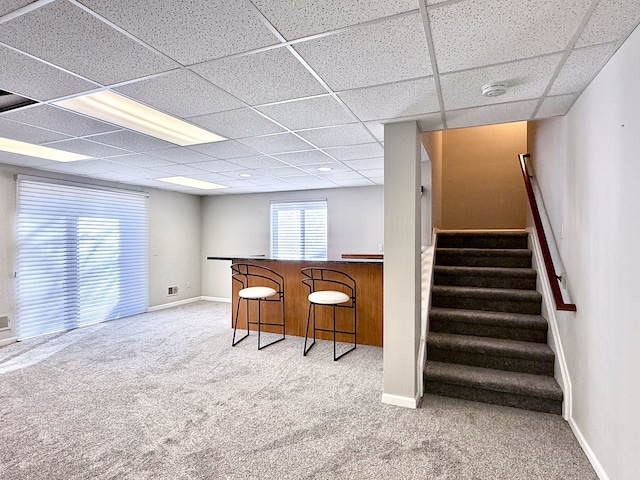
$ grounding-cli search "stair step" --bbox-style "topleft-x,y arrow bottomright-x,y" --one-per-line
436,248 -> 532,268
437,231 -> 529,250
434,265 -> 537,290
424,361 -> 563,415
427,332 -> 555,375
429,307 -> 548,343
431,285 -> 542,315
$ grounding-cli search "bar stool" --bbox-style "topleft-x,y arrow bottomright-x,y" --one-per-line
231,263 -> 285,350
301,267 -> 356,361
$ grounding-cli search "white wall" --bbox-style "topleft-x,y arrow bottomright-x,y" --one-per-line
530,25 -> 640,480
0,163 -> 203,342
201,185 -> 384,299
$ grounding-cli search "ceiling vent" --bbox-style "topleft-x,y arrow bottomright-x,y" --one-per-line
0,90 -> 37,113
481,82 -> 508,97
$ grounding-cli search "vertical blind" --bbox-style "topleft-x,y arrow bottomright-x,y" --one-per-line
270,200 -> 327,260
16,177 -> 148,340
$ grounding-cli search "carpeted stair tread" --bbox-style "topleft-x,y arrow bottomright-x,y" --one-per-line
432,285 -> 542,302
428,332 -> 554,361
430,307 -> 547,331
434,265 -> 537,289
431,285 -> 542,315
437,231 -> 529,249
436,248 -> 532,268
424,361 -> 563,401
437,248 -> 532,258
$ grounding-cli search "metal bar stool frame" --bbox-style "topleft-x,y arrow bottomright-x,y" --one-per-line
231,263 -> 285,350
301,267 -> 357,361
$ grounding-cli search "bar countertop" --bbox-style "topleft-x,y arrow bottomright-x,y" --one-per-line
207,255 -> 383,265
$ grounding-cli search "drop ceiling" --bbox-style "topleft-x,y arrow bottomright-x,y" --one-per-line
0,0 -> 638,195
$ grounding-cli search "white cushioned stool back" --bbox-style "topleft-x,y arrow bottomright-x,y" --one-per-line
308,290 -> 350,305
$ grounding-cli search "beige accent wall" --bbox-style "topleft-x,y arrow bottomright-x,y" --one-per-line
423,122 -> 528,230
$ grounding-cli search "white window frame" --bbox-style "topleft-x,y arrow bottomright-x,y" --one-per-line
270,199 -> 328,260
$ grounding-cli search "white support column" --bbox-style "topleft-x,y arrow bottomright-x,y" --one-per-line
382,121 -> 422,408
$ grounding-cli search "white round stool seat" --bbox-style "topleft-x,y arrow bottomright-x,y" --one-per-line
308,290 -> 350,305
239,286 -> 277,299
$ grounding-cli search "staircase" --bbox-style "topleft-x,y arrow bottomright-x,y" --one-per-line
424,231 -> 563,414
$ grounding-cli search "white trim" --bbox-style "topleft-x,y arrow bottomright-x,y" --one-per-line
147,297 -> 203,311
0,337 -> 17,347
527,227 -> 572,420
568,419 -> 610,480
381,392 -> 419,409
201,296 -> 232,303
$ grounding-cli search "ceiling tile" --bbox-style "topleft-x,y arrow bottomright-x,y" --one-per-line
363,121 -> 385,141
324,143 -> 384,161
339,77 -> 439,121
43,139 -> 130,158
0,44 -> 98,101
187,140 -> 259,159
183,160 -> 244,173
361,168 -> 384,179
0,1 -> 33,17
417,113 -> 445,132
4,104 -> 119,137
0,1 -> 178,85
0,117 -> 70,144
238,133 -> 312,154
294,13 -> 431,90
189,109 -> 284,139
79,0 -> 279,65
333,178 -> 376,187
227,156 -> 288,169
296,124 -> 375,148
106,154 -> 175,168
446,100 -> 538,129
343,157 -> 384,171
536,94 -> 579,118
549,43 -> 616,95
256,95 -> 355,130
192,47 -> 326,105
317,170 -> 364,181
274,150 -> 334,166
576,0 -> 640,48
440,54 -> 562,110
156,163 -> 210,176
190,172 -> 237,182
429,0 -> 592,73
259,165 -> 307,177
0,151 -> 56,168
40,159 -> 117,175
251,0 -> 417,40
146,147 -> 214,164
89,130 -> 175,152
284,175 -> 336,188
116,70 -> 244,118
105,164 -> 167,179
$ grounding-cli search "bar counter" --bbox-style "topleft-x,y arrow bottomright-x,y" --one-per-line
207,256 -> 383,347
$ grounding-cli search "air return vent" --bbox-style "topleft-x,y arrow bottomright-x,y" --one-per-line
0,90 -> 37,113
167,286 -> 179,296
0,314 -> 9,331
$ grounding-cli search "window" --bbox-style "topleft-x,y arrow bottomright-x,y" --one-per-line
271,200 -> 327,260
16,177 -> 148,339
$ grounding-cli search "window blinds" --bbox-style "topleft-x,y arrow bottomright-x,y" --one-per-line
16,177 -> 148,340
270,200 -> 327,260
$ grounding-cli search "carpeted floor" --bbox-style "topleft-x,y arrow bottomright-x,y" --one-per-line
0,301 -> 597,479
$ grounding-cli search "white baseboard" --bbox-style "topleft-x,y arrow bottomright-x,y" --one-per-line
147,297 -> 203,311
0,336 -> 17,347
568,418 -> 610,480
381,392 -> 419,409
201,296 -> 231,303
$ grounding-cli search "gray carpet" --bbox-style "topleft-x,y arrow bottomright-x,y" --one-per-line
0,301 -> 597,479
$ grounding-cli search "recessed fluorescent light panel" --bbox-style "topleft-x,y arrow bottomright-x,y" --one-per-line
0,137 -> 91,162
157,176 -> 227,190
54,91 -> 226,146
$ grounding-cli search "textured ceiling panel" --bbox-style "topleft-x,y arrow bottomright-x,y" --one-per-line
145,147 -> 214,164
0,117 -> 69,144
338,77 -> 439,121
294,13 -> 431,90
440,54 -> 562,110
189,109 -> 284,139
43,138 -> 130,158
446,100 -> 539,129
238,133 -> 313,154
549,43 -> 616,95
116,70 -> 244,118
256,95 -> 355,130
536,94 -> 579,118
274,150 -> 335,166
89,130 -> 175,153
0,1 -> 178,85
429,0 -> 592,73
576,0 -> 640,47
0,44 -> 98,101
324,143 -> 384,161
251,0 -> 418,40
191,47 -> 326,105
78,0 -> 279,65
4,104 -> 118,136
296,124 -> 376,148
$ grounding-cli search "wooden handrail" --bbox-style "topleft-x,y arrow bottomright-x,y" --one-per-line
519,154 -> 576,312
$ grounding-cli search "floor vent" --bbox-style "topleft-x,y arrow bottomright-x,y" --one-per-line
0,89 -> 37,113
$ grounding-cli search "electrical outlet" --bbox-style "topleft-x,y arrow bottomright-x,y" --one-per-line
378,244 -> 384,252
187,280 -> 191,288
152,248 -> 159,256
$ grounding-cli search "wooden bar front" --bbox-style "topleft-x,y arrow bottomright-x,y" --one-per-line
225,259 -> 383,347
